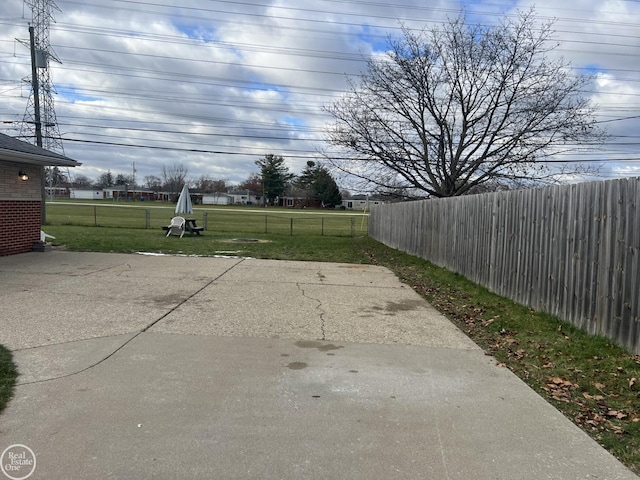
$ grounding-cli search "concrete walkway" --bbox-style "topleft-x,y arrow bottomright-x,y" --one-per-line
0,251 -> 637,479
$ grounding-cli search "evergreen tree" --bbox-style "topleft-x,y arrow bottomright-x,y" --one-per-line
96,170 -> 114,188
297,161 -> 342,208
256,154 -> 293,205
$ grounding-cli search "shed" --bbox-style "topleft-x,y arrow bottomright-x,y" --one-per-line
202,192 -> 233,205
0,133 -> 81,256
342,195 -> 383,210
70,189 -> 103,200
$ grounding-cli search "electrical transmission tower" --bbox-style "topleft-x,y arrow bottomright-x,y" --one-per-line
19,0 -> 64,155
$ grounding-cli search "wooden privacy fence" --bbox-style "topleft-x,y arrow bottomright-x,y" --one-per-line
369,177 -> 640,354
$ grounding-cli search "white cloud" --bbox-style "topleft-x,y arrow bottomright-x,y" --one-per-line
1,0 -> 639,188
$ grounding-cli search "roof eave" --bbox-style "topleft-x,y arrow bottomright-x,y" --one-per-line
0,148 -> 82,167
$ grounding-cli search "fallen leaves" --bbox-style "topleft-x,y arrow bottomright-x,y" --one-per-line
510,349 -> 527,360
574,397 -> 628,435
607,410 -> 628,420
572,382 -> 639,436
543,377 -> 636,436
543,377 -> 577,403
582,392 -> 604,401
481,318 -> 495,328
576,413 -> 625,435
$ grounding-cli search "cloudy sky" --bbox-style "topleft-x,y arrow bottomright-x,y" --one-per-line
1,0 -> 639,190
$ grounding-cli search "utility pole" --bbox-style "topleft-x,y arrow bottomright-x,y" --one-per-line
19,0 -> 65,224
29,25 -> 47,223
28,26 -> 42,148
20,0 -> 64,153
132,161 -> 136,200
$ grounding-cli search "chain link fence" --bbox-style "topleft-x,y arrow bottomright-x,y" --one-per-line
46,203 -> 368,237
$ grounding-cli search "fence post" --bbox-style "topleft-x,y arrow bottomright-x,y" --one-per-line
351,217 -> 355,237
94,205 -> 97,227
203,211 -> 208,230
322,217 -> 325,236
145,209 -> 150,229
290,217 -> 294,236
265,215 -> 268,234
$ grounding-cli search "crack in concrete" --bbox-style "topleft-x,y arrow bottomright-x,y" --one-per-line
116,263 -> 133,276
296,279 -> 327,341
15,258 -> 247,386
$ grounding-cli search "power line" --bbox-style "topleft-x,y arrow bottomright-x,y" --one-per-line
57,136 -> 640,165
2,0 -> 639,182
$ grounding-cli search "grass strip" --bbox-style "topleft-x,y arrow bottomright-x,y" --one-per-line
0,345 -> 18,413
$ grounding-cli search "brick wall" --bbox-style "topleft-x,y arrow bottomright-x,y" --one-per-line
0,161 -> 43,256
0,161 -> 42,200
0,200 -> 42,256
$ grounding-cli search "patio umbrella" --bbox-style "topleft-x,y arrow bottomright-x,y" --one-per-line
175,184 -> 193,215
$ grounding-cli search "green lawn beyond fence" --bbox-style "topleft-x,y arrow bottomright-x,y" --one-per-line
45,202 -> 368,237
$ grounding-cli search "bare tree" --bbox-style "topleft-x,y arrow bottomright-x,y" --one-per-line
46,167 -> 67,188
70,174 -> 93,189
238,173 -> 262,193
115,173 -> 134,186
161,163 -> 188,200
194,175 -> 229,194
96,170 -> 114,188
144,175 -> 162,190
324,10 -> 606,197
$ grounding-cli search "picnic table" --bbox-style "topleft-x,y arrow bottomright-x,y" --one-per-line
162,217 -> 204,236
184,218 -> 204,235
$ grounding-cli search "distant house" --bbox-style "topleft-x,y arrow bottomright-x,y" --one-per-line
45,185 -> 70,198
103,185 -> 156,201
278,195 -> 322,209
70,189 -> 103,200
227,190 -> 263,205
202,192 -> 233,205
70,186 -> 157,201
0,133 -> 81,256
342,195 -> 383,210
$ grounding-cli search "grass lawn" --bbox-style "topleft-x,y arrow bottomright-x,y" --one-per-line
1,217 -> 639,473
45,201 -> 368,237
0,345 -> 17,414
